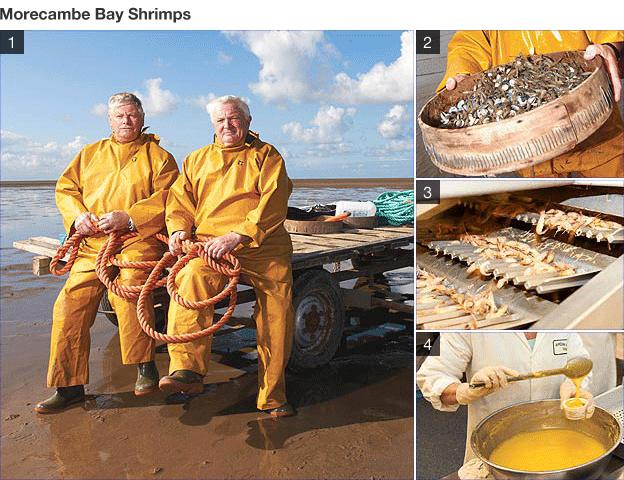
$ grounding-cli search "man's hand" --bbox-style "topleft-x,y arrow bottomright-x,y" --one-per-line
75,212 -> 100,236
585,43 -> 622,102
169,231 -> 189,256
445,74 -> 468,91
97,210 -> 130,234
204,232 -> 245,260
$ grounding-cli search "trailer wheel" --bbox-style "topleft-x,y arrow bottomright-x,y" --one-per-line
288,269 -> 345,371
99,288 -> 169,333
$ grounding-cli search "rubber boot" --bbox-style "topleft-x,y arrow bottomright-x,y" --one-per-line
158,370 -> 204,395
134,361 -> 159,396
263,403 -> 297,418
34,385 -> 85,414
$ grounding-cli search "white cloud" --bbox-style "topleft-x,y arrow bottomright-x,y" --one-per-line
91,103 -> 107,117
282,105 -> 356,143
192,93 -> 217,112
218,51 -> 232,64
1,130 -> 85,179
225,31 -> 331,104
378,104 -> 411,139
134,78 -> 177,116
332,31 -> 414,104
226,30 -> 413,105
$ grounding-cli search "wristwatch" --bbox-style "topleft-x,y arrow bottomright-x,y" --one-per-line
128,217 -> 136,232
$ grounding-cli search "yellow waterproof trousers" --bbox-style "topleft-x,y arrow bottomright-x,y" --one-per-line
47,267 -> 155,387
167,253 -> 294,410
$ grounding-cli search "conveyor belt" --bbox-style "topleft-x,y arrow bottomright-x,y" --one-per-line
426,227 -> 614,294
416,247 -> 556,330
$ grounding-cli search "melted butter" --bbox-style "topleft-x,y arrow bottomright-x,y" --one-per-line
489,429 -> 606,471
572,375 -> 586,398
565,398 -> 586,408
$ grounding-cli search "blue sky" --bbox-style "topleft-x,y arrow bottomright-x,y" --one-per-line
1,30 -> 413,180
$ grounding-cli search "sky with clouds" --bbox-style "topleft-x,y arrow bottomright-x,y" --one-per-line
1,31 -> 413,180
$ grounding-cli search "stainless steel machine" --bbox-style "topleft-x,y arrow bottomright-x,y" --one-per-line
416,181 -> 623,330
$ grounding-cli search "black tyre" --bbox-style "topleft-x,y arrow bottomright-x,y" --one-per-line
99,288 -> 169,333
288,269 -> 345,371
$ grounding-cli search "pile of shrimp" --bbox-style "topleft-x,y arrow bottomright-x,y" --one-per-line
417,268 -> 509,325
460,234 -> 576,287
535,208 -> 622,238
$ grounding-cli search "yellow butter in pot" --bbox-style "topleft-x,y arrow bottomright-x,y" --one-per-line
489,429 -> 607,471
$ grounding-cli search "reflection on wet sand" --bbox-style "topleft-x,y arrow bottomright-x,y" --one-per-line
2,185 -> 413,479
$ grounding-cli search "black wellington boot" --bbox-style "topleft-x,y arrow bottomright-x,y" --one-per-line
34,385 -> 85,414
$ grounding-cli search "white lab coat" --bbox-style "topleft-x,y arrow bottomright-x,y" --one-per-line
577,333 -> 617,394
416,332 -> 590,462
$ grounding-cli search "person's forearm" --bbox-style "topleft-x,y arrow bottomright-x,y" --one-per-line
441,383 -> 459,406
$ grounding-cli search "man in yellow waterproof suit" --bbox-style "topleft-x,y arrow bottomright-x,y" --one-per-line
35,93 -> 179,413
161,95 -> 296,417
438,31 -> 624,177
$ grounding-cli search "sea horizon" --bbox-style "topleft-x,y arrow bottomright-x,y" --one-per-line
0,178 -> 413,189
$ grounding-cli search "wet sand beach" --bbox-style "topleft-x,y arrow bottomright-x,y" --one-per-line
1,184 -> 414,479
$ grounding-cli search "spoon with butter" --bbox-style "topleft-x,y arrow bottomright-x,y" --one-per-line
469,357 -> 592,389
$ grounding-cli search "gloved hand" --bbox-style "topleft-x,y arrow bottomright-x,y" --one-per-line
560,379 -> 595,420
458,458 -> 494,480
456,366 -> 519,405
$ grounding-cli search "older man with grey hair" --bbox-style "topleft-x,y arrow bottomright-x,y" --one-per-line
36,92 -> 179,413
163,95 -> 296,417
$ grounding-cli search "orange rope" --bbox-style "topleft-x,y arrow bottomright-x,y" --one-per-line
136,243 -> 240,344
50,231 -> 87,275
50,229 -> 241,343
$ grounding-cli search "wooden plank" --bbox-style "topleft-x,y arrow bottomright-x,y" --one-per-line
303,231 -> 397,244
291,243 -> 327,254
373,226 -> 415,234
335,228 -> 411,240
32,256 -> 51,276
13,239 -> 61,259
31,236 -> 61,247
292,236 -> 412,266
290,233 -> 361,249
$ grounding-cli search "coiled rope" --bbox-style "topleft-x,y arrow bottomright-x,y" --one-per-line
49,230 -> 240,343
373,190 -> 414,226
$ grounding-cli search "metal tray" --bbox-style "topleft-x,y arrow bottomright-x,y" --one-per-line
427,227 -> 615,293
416,248 -> 556,329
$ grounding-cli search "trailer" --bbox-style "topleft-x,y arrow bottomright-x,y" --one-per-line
14,224 -> 414,370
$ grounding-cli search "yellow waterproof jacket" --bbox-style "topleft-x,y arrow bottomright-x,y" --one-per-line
437,31 -> 624,175
56,133 -> 179,272
166,131 -> 293,256
438,31 -> 623,91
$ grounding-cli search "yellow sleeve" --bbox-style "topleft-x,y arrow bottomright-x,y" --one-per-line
165,155 -> 197,236
55,149 -> 89,233
128,152 -> 180,239
231,147 -> 292,248
586,30 -> 624,45
436,30 -> 493,92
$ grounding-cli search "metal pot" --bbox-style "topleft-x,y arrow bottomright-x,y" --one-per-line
471,399 -> 621,479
